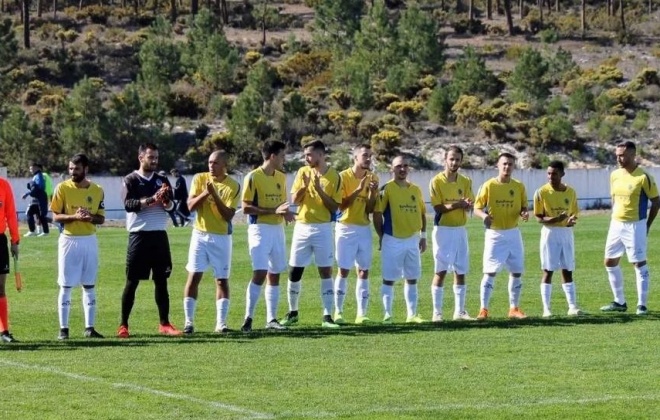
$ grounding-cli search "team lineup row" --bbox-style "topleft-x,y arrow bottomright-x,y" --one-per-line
0,139 -> 657,342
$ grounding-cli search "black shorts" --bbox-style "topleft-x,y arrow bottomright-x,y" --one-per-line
0,234 -> 8,275
126,231 -> 172,281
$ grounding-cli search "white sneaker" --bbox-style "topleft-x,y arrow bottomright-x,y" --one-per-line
453,311 -> 475,321
567,307 -> 584,316
23,232 -> 37,237
214,324 -> 229,333
542,310 -> 553,318
432,312 -> 443,323
38,232 -> 49,237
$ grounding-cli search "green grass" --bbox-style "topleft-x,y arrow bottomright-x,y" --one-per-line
2,214 -> 659,419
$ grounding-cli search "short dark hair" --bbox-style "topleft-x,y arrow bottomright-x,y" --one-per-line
302,139 -> 326,154
70,154 -> 89,168
30,162 -> 43,169
138,143 -> 158,155
548,160 -> 564,173
170,168 -> 179,175
616,141 -> 636,152
262,140 -> 287,160
445,145 -> 464,159
497,152 -> 516,162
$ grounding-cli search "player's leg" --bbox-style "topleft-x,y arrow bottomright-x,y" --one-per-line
119,233 -> 146,337
81,235 -> 103,338
214,278 -> 230,332
452,227 -> 472,320
354,226 -> 373,324
629,220 -> 650,315
263,226 -> 287,329
403,237 -> 423,323
507,229 -> 527,319
152,233 -> 180,336
431,226 -> 447,322
243,224 -> 269,331
38,201 -> 50,235
0,241 -> 15,342
25,205 -> 37,236
313,224 -> 337,328
602,221 -> 626,312
183,230 -> 208,333
57,234 -> 83,339
380,235 -> 402,323
282,224 -> 311,325
333,223 -> 355,324
210,233 -> 232,332
478,230 -> 502,320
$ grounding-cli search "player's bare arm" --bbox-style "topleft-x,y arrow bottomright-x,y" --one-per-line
365,178 -> 379,214
647,196 -> 660,233
312,175 -> 339,213
339,176 -> 368,211
473,207 -> 492,228
373,211 -> 384,250
205,181 -> 236,222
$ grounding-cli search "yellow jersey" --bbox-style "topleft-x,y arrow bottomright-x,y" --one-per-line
610,167 -> 659,222
242,167 -> 287,225
376,180 -> 425,238
50,180 -> 105,236
292,166 -> 342,224
429,172 -> 474,227
190,172 -> 241,234
533,183 -> 578,227
475,178 -> 527,230
337,169 -> 379,226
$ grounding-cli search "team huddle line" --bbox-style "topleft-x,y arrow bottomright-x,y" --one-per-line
0,140 -> 656,343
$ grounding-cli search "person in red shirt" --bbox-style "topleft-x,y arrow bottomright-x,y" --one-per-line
0,176 -> 20,343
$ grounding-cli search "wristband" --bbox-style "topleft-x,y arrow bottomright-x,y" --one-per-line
420,232 -> 427,240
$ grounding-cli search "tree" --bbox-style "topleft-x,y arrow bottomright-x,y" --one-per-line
313,0 -> 365,57
138,17 -> 181,90
503,0 -> 515,35
53,77 -> 111,172
0,106 -> 41,175
507,48 -> 551,102
450,47 -> 501,99
22,0 -> 30,49
0,18 -> 18,106
252,0 -> 280,46
396,3 -> 444,73
352,1 -> 397,79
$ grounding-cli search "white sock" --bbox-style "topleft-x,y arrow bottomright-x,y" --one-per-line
404,283 -> 418,318
216,298 -> 229,327
287,280 -> 301,311
432,285 -> 444,316
82,287 -> 97,328
480,274 -> 495,309
634,265 -> 650,307
265,284 -> 279,322
183,297 -> 196,326
58,287 -> 72,329
321,278 -> 333,316
381,284 -> 393,318
334,275 -> 348,313
562,282 -> 577,309
245,282 -> 262,318
606,266 -> 625,304
356,278 -> 369,317
454,284 -> 466,314
541,283 -> 552,312
508,276 -> 522,308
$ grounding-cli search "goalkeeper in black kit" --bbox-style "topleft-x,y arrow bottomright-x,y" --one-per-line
117,143 -> 182,338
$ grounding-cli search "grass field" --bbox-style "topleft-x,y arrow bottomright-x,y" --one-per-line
1,214 -> 659,419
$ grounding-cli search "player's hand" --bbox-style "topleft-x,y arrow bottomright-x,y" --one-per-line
357,175 -> 368,192
275,202 -> 290,215
566,215 -> 578,227
155,183 -> 173,203
419,238 -> 427,253
10,243 -> 18,258
313,173 -> 322,191
520,210 -> 529,222
76,207 -> 92,222
302,172 -> 311,190
22,193 -> 28,200
205,181 -> 219,199
483,215 -> 493,229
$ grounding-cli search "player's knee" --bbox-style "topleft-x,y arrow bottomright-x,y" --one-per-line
289,266 -> 304,282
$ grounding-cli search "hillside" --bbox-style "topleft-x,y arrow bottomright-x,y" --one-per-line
1,0 -> 660,175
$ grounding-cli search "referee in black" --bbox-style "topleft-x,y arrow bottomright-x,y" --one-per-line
117,143 -> 182,338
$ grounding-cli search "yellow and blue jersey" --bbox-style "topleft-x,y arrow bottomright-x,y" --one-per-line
474,177 -> 527,230
242,167 -> 287,225
291,166 -> 342,224
376,180 -> 425,238
533,183 -> 578,227
429,172 -> 474,227
190,173 -> 240,234
337,169 -> 379,226
610,167 -> 659,222
50,180 -> 105,236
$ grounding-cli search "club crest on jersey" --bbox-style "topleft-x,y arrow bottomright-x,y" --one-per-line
87,196 -> 93,204
564,198 -> 569,204
156,179 -> 163,187
509,189 -> 514,196
276,183 -> 281,190
628,184 -> 632,191
458,189 -> 463,195
411,195 -> 416,201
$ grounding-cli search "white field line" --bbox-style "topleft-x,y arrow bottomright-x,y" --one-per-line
279,393 -> 660,418
0,360 -> 273,420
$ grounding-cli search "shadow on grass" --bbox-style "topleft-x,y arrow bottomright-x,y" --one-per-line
1,313 -> 656,350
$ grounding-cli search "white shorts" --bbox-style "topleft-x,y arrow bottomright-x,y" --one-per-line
483,228 -> 524,274
432,226 -> 469,274
381,234 -> 421,281
289,222 -> 334,268
186,229 -> 232,279
335,223 -> 373,270
540,226 -> 575,271
58,234 -> 99,287
248,223 -> 287,273
604,219 -> 647,263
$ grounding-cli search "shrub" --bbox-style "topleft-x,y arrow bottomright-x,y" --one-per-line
56,29 -> 79,43
386,101 -> 424,125
628,68 -> 660,91
478,120 -> 507,140
277,50 -> 332,86
452,95 -> 482,127
245,51 -> 263,65
330,89 -> 351,109
539,115 -> 576,146
371,129 -> 401,160
568,85 -> 595,121
631,110 -> 650,131
595,88 -> 636,115
539,28 -> 559,44
427,84 -> 454,123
